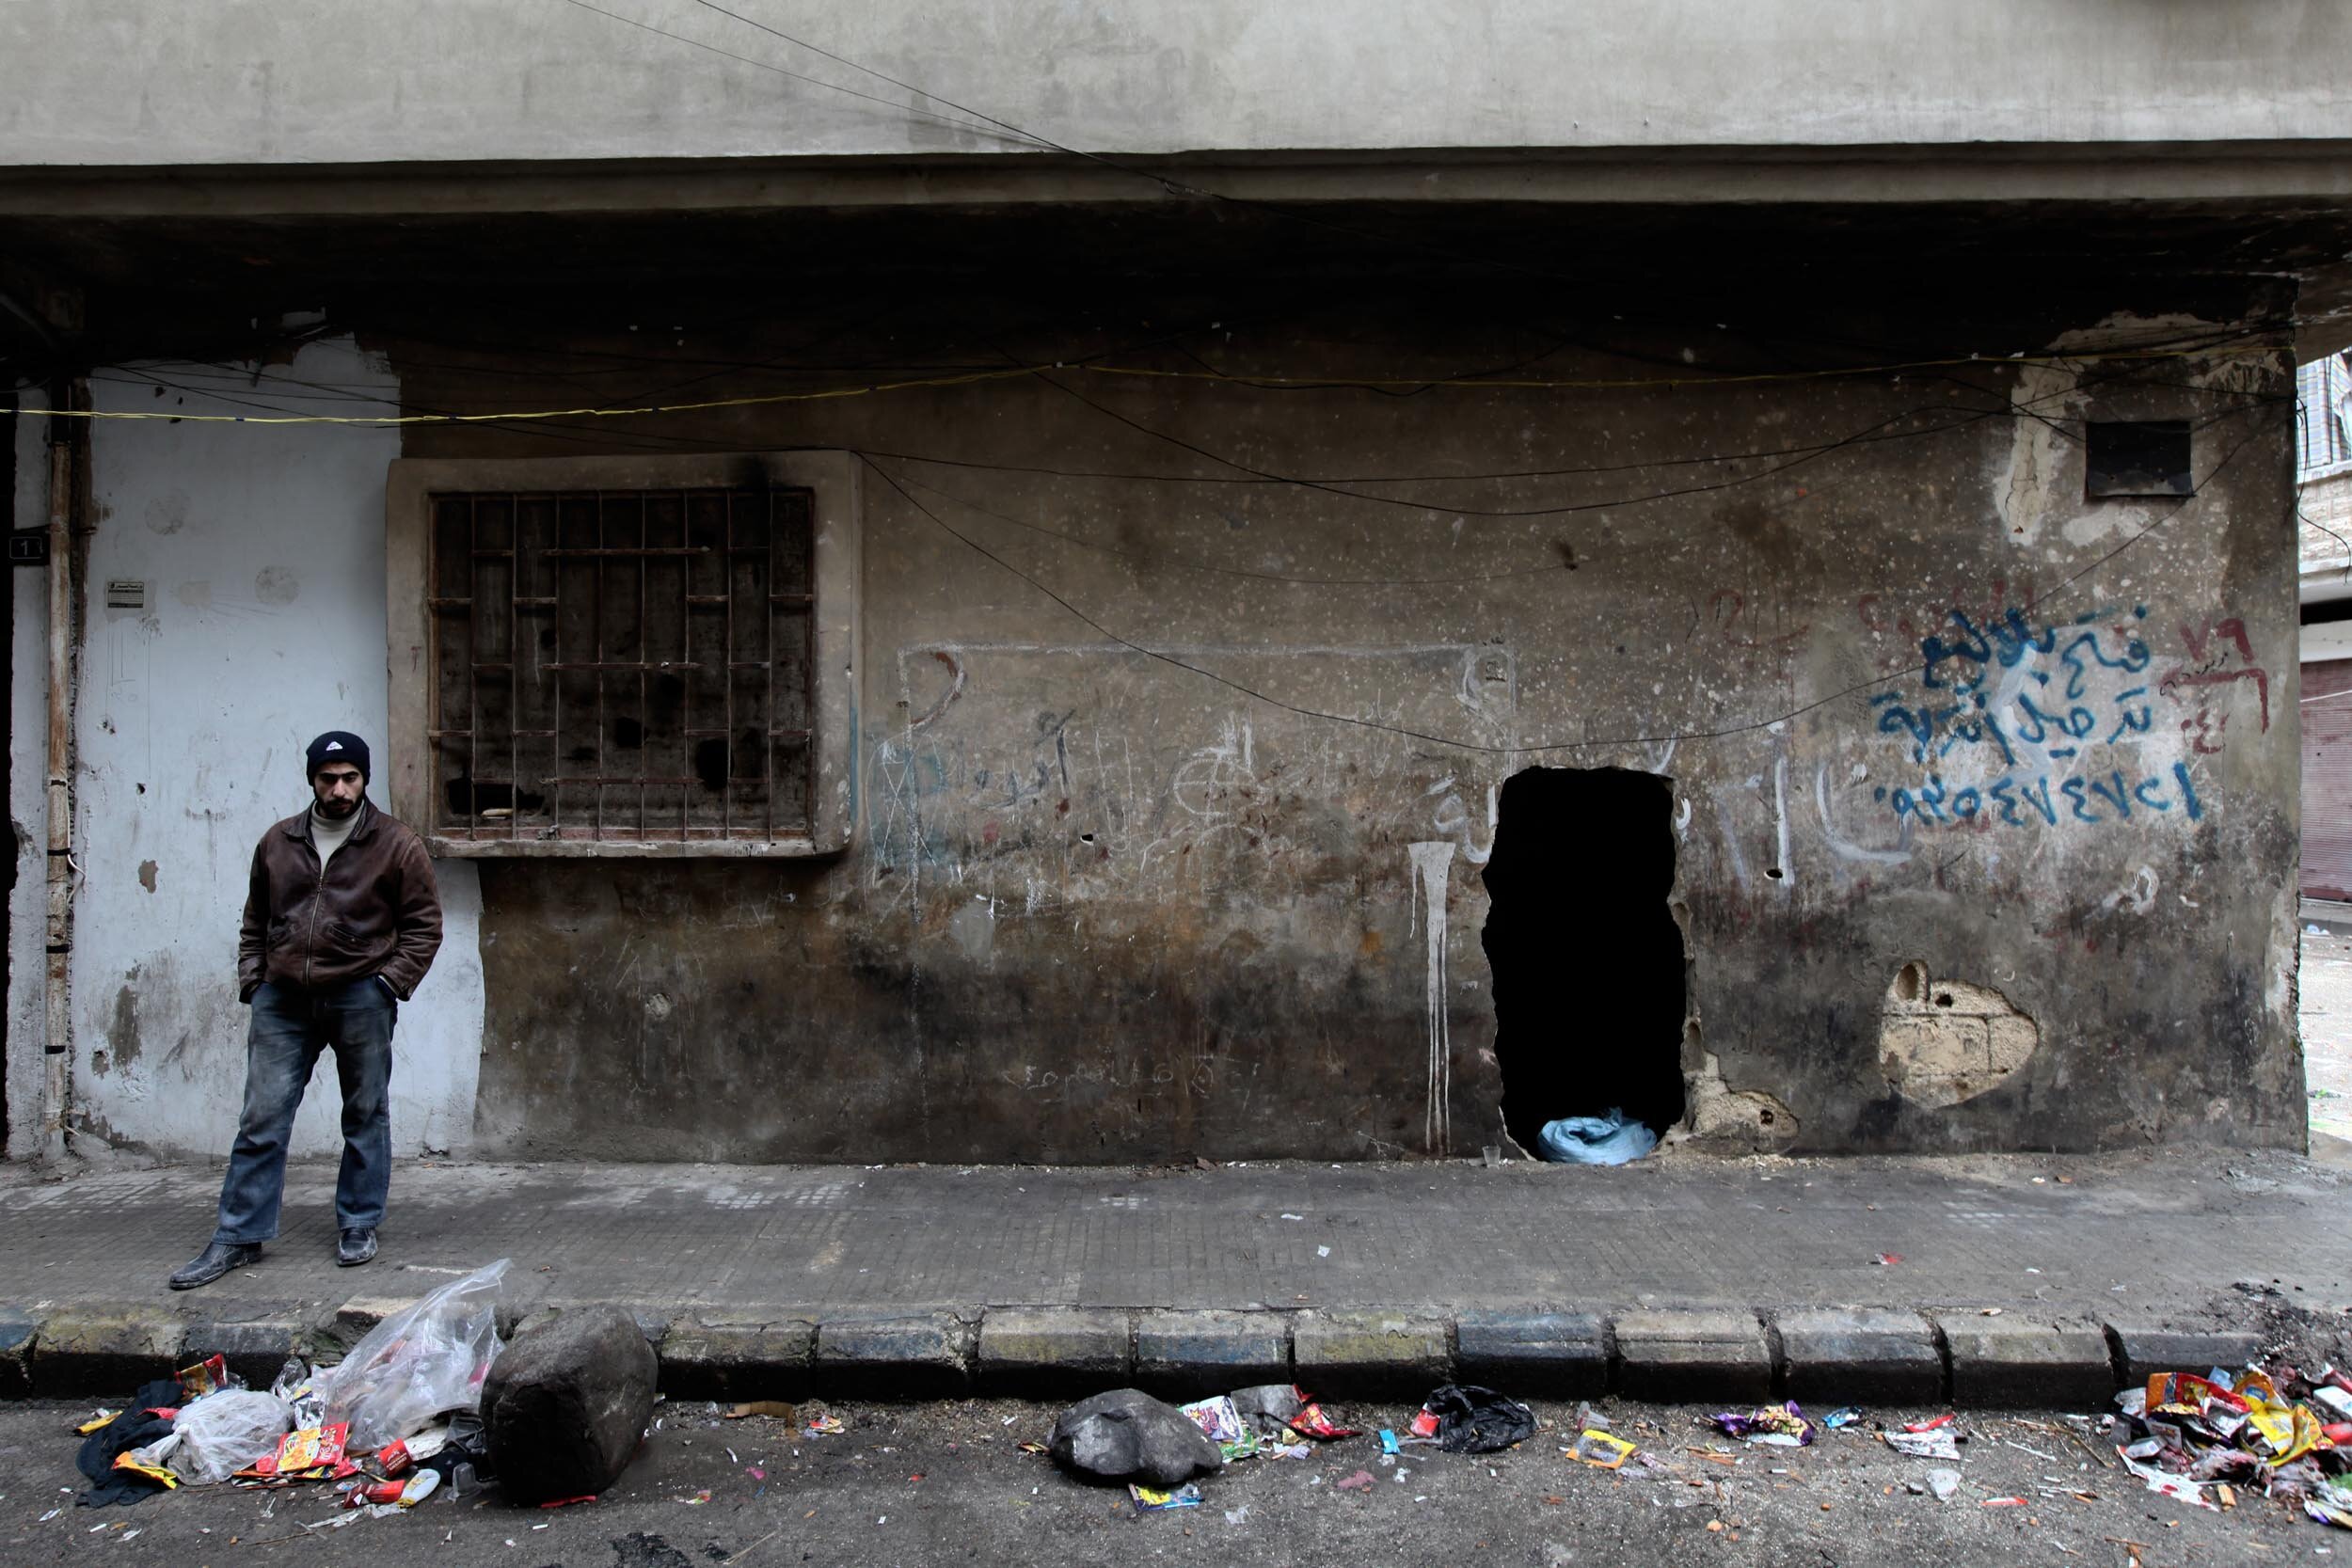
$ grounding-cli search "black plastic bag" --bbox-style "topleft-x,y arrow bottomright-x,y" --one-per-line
1422,1384 -> 1536,1454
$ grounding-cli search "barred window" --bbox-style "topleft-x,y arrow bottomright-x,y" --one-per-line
387,454 -> 858,855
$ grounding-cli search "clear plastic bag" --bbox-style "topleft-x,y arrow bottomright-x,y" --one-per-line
169,1388 -> 293,1483
322,1258 -> 509,1452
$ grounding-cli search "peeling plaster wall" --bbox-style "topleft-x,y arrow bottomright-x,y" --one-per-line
4,409 -> 49,1157
56,342 -> 485,1160
27,292 -> 2307,1164
357,292 -> 2304,1162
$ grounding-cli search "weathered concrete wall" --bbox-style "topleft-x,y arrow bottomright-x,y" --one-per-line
5,410 -> 48,1157
16,287 -> 2304,1164
24,342 -> 488,1161
2,1 -> 2349,167
352,291 -> 2300,1162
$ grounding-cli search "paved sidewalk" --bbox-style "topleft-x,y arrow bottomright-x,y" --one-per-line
2,1147 -> 2346,1403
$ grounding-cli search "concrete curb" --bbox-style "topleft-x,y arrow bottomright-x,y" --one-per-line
0,1296 -> 2224,1408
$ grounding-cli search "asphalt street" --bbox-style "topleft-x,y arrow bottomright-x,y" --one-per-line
0,1394 -> 2326,1568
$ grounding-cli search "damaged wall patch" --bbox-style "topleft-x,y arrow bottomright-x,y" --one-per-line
1879,961 -> 2039,1109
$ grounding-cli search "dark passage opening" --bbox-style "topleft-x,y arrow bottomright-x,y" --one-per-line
1481,767 -> 1687,1153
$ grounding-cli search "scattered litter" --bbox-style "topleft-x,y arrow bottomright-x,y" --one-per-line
723,1402 -> 797,1421
1287,1402 -> 1361,1441
1928,1468 -> 1962,1500
1982,1497 -> 2027,1508
1179,1396 -> 1261,1463
1536,1107 -> 1658,1164
1414,1385 -> 1536,1454
679,1490 -> 712,1506
1903,1415 -> 1956,1433
1711,1402 -> 1817,1448
803,1415 -> 846,1437
1885,1430 -> 1963,1462
1821,1408 -> 1863,1430
1336,1470 -> 1375,1492
1316,1245 -> 1331,1258
1873,1254 -> 1903,1267
1128,1482 -> 1202,1513
1570,1431 -> 1638,1470
321,1259 -> 508,1452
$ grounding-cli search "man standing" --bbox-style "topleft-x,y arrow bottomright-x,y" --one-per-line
168,731 -> 443,1290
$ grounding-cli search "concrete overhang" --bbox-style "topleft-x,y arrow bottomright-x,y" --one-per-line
5,140 -> 2352,221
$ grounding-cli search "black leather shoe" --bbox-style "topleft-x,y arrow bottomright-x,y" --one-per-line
337,1227 -> 378,1267
167,1241 -> 262,1291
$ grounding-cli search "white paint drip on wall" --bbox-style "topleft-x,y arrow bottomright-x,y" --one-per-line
1772,752 -> 1793,888
1408,840 -> 1454,1156
1812,762 -> 1913,864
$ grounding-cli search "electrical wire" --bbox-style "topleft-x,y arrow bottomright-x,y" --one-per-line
549,0 -> 1042,147
14,343 -> 2287,427
861,406 -> 2283,757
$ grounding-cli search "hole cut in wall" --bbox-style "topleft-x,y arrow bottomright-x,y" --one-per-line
1481,767 -> 1688,1152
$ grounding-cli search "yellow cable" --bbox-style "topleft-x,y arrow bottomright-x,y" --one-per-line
12,344 -> 2284,426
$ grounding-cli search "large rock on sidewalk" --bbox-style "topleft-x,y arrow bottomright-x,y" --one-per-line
1049,1387 -> 1224,1486
481,1306 -> 659,1504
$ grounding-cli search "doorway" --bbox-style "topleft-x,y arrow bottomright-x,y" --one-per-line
1481,767 -> 1687,1152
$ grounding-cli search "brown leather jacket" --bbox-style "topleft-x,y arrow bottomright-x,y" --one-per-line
238,800 -> 442,1002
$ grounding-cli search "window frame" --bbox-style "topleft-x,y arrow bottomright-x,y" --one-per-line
385,451 -> 860,858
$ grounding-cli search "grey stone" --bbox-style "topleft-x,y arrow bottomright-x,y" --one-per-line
1454,1310 -> 1608,1397
482,1305 -> 660,1505
1048,1387 -> 1224,1486
2104,1321 -> 2265,1387
1941,1317 -> 2115,1407
1134,1310 -> 1290,1398
1775,1308 -> 1944,1403
976,1307 -> 1132,1397
0,1311 -> 34,1400
30,1307 -> 185,1396
1614,1308 -> 1772,1402
1292,1310 -> 1448,1399
658,1318 -> 816,1401
1928,1467 -> 1961,1500
815,1311 -> 972,1399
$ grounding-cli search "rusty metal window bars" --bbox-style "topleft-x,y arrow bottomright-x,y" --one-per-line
425,486 -> 816,846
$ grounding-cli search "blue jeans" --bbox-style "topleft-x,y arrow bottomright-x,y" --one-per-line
213,978 -> 396,1244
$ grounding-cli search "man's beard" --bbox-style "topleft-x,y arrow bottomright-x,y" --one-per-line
316,795 -> 361,818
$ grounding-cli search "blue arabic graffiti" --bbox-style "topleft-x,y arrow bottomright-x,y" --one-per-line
1876,761 -> 2202,829
1870,605 -> 2153,771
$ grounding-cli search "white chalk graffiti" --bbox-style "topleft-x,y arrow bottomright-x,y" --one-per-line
1408,841 -> 1456,1156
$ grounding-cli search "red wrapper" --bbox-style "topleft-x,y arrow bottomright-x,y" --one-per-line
1287,1402 -> 1362,1440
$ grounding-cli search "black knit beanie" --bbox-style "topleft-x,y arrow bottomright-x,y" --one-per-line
305,731 -> 371,783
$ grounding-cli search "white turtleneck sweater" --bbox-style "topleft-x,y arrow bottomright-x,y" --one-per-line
311,804 -> 358,866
